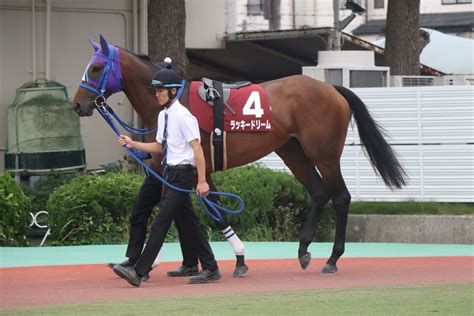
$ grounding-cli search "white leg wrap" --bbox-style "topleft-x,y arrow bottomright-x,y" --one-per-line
151,248 -> 162,268
222,226 -> 245,255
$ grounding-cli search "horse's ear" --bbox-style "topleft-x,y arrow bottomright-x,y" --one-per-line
88,37 -> 100,52
99,34 -> 110,56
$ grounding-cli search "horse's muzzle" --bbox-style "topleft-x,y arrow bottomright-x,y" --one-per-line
73,103 -> 93,116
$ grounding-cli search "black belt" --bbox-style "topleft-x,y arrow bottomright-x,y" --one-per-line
167,164 -> 196,171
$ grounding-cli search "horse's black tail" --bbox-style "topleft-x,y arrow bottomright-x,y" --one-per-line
334,85 -> 407,189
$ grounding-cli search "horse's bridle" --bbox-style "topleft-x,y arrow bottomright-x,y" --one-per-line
79,44 -> 123,105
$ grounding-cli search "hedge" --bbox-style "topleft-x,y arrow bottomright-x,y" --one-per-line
47,172 -> 144,245
0,173 -> 31,246
46,166 -> 335,245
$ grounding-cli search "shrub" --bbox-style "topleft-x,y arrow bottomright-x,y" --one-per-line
0,173 -> 31,246
47,172 -> 144,245
22,173 -> 80,216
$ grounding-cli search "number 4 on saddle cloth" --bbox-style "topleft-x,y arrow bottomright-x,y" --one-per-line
189,78 -> 273,172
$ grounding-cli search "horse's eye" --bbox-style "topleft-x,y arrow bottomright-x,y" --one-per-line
91,65 -> 102,72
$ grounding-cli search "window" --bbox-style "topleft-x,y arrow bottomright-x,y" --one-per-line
374,0 -> 385,9
350,70 -> 387,87
442,0 -> 471,4
325,69 -> 343,86
247,0 -> 263,16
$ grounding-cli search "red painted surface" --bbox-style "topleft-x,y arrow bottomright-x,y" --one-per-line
1,257 -> 472,308
189,82 -> 272,133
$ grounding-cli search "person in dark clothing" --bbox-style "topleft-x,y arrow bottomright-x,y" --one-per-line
113,66 -> 221,286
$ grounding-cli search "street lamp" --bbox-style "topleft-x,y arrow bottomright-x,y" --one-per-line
332,0 -> 366,50
340,0 -> 366,30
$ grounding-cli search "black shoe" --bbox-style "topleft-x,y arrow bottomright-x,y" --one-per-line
189,268 -> 221,284
112,265 -> 142,287
107,259 -> 133,269
142,269 -> 151,282
109,260 -> 150,281
167,265 -> 199,277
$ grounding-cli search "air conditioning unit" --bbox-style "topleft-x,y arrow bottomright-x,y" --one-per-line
390,76 -> 436,87
442,75 -> 474,86
303,51 -> 390,88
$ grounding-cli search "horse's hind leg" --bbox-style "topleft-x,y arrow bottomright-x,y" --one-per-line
316,162 -> 351,274
207,175 -> 249,277
275,139 -> 329,270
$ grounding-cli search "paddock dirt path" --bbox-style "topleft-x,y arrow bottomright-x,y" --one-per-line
1,256 -> 472,308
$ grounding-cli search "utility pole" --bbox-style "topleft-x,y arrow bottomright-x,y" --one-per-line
264,0 -> 281,31
332,0 -> 341,50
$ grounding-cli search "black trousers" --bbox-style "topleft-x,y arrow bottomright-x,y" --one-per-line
125,167 -> 198,267
134,167 -> 218,276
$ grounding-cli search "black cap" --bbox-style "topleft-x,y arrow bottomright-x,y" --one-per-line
151,65 -> 183,88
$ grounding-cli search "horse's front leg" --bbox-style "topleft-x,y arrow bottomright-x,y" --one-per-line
207,174 -> 249,277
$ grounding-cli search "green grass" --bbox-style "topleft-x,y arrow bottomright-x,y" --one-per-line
2,283 -> 472,315
350,201 -> 474,215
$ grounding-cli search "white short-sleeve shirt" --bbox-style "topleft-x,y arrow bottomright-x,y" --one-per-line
156,99 -> 201,166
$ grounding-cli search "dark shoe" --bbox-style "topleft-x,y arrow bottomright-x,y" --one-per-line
232,264 -> 249,278
167,265 -> 199,277
107,259 -> 133,269
109,260 -> 150,281
142,269 -> 151,282
189,268 -> 221,284
112,265 -> 142,287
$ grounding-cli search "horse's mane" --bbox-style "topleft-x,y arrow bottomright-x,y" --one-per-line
119,47 -> 187,78
119,47 -> 164,70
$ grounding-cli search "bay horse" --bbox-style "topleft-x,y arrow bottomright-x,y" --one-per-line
73,36 -> 407,275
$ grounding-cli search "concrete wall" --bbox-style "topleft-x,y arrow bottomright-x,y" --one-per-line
347,214 -> 474,244
186,0 -> 225,48
0,0 -> 138,172
1,0 -> 229,174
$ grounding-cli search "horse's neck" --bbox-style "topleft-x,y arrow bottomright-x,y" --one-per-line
124,86 -> 160,128
121,52 -> 161,128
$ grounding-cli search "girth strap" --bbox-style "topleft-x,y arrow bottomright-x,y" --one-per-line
211,80 -> 226,172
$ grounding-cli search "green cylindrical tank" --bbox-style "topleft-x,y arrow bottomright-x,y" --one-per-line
5,79 -> 86,174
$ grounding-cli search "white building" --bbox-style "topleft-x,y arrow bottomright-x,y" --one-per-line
226,0 -> 473,40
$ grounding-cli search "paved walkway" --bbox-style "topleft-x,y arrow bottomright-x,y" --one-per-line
1,242 -> 472,268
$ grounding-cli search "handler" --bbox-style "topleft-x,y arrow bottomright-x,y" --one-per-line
114,66 -> 221,286
108,59 -> 199,280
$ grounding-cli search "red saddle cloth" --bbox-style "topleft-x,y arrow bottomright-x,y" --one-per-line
189,81 -> 273,133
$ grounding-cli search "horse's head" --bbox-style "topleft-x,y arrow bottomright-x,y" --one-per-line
73,35 -> 123,116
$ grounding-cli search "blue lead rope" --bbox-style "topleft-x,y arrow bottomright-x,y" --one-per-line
94,96 -> 244,222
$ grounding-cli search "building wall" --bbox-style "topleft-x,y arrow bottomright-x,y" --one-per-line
225,0 -> 368,33
0,0 -> 138,173
364,0 -> 474,19
186,0 -> 225,48
226,0 -> 473,36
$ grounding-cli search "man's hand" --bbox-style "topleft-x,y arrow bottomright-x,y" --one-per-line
196,180 -> 209,197
118,135 -> 134,148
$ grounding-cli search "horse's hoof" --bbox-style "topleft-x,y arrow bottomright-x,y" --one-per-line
321,263 -> 337,275
299,252 -> 312,270
232,264 -> 249,277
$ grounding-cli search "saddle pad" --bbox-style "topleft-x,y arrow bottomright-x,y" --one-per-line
189,81 -> 273,133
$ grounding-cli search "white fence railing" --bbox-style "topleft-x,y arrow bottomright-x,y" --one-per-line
257,85 -> 474,202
